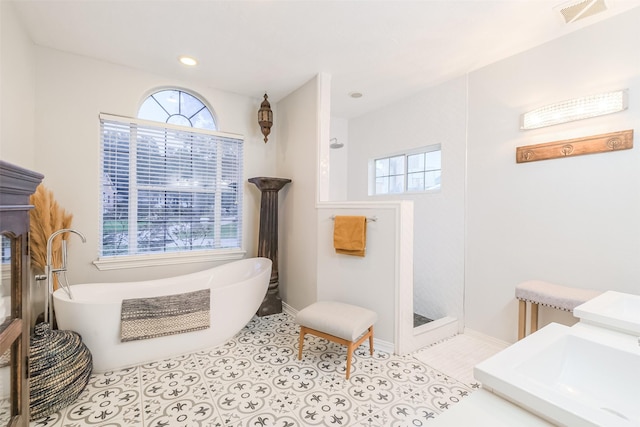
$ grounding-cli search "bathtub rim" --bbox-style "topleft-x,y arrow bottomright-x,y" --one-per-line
52,256 -> 272,305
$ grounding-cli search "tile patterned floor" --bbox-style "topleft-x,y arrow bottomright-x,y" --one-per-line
2,313 -> 477,426
413,334 -> 508,387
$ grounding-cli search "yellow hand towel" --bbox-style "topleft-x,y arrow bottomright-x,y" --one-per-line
333,215 -> 367,257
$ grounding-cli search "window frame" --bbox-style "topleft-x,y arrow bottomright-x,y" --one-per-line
369,144 -> 442,196
94,113 -> 245,271
137,89 -> 217,130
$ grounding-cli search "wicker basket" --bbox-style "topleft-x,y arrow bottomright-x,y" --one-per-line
29,322 -> 93,420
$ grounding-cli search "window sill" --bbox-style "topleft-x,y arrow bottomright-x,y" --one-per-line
369,187 -> 441,197
92,249 -> 247,271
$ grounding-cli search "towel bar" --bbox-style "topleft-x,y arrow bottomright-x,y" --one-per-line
330,215 -> 377,222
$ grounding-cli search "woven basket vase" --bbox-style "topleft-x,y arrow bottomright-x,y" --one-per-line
29,322 -> 93,420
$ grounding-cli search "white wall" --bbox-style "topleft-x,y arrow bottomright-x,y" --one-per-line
466,8 -> 640,342
0,1 -> 36,168
347,77 -> 467,324
29,47 -> 275,287
275,75 -> 322,311
329,116 -> 348,201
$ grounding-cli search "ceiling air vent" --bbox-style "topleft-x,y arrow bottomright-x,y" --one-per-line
556,0 -> 608,23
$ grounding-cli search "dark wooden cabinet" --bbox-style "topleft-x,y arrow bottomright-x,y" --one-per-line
0,161 -> 43,426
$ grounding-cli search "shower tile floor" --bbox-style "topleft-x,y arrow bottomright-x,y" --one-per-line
412,313 -> 433,328
3,313 -> 502,426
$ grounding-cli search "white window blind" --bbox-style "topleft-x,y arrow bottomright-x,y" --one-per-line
99,114 -> 243,257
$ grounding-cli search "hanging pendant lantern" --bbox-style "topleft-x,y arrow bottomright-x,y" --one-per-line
258,93 -> 273,143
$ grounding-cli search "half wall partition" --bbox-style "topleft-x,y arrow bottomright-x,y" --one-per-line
315,201 -> 458,355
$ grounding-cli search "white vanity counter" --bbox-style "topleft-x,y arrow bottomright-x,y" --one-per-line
435,290 -> 640,426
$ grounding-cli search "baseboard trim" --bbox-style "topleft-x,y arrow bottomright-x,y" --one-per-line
373,338 -> 394,354
463,327 -> 512,347
282,302 -> 297,317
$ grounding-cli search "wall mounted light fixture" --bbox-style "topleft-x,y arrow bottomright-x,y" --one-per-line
258,93 -> 273,143
520,89 -> 628,130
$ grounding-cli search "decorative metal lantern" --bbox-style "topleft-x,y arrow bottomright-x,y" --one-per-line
258,93 -> 273,143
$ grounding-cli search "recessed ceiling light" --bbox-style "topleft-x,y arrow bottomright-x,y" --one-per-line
178,56 -> 198,66
349,92 -> 363,98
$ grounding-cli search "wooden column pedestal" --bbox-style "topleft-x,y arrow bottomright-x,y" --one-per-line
248,177 -> 291,317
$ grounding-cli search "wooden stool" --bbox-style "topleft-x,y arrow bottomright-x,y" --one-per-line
515,280 -> 602,340
295,301 -> 377,379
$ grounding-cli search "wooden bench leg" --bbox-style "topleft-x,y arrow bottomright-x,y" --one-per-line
346,342 -> 355,380
530,303 -> 539,334
518,300 -> 526,340
297,325 -> 375,380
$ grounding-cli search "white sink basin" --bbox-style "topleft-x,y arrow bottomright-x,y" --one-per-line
574,291 -> 640,335
475,323 -> 640,427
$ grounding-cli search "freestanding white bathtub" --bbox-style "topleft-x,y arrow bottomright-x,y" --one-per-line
53,257 -> 271,372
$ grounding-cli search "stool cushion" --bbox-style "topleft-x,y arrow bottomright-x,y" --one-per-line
515,280 -> 602,312
295,301 -> 378,342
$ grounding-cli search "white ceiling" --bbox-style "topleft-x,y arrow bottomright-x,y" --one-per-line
10,0 -> 640,118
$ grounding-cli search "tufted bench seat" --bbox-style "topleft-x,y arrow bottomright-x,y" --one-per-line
515,280 -> 602,340
295,301 -> 378,379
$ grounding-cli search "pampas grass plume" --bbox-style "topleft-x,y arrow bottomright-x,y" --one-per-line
29,185 -> 73,290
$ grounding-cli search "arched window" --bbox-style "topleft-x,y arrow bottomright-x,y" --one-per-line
138,89 -> 216,130
98,89 -> 244,267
